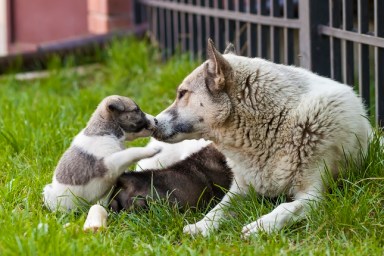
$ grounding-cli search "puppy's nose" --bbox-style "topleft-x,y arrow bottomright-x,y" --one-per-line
154,118 -> 158,125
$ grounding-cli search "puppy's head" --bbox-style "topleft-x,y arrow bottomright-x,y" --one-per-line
102,95 -> 157,140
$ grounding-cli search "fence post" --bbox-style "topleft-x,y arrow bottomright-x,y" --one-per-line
299,0 -> 330,77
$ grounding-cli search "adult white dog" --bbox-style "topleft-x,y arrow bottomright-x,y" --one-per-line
153,39 -> 372,237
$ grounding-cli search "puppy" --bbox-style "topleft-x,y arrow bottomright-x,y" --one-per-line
43,95 -> 160,212
110,144 -> 233,212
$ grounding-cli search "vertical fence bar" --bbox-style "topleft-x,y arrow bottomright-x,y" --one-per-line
299,0 -> 330,76
224,0 -> 230,48
358,0 -> 370,111
187,0 -> 194,58
173,1 -> 180,54
134,0 -> 146,25
218,1 -> 226,50
330,0 -> 342,82
214,0 -> 220,45
196,0 -> 203,59
257,0 -> 262,57
205,0 -> 211,42
283,0 -> 294,65
193,1 -> 199,57
374,0 -> 384,127
234,0 -> 241,53
298,0 -> 310,69
180,0 -> 187,52
261,0 -> 269,59
228,0 -> 235,50
250,0 -> 258,57
270,0 -> 275,61
342,0 -> 354,86
246,0 -> 252,57
209,0 -> 215,44
159,6 -> 166,58
151,6 -> 158,44
238,0 -> 251,56
238,0 -> 247,56
270,0 -> 280,63
166,4 -> 172,57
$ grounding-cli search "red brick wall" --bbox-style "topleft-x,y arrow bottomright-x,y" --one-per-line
12,0 -> 88,44
6,0 -> 134,53
88,0 -> 134,34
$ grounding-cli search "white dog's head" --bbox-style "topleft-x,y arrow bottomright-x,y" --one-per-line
153,39 -> 235,143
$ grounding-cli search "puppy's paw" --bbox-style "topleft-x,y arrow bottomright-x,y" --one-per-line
146,146 -> 162,157
183,220 -> 214,237
83,205 -> 108,232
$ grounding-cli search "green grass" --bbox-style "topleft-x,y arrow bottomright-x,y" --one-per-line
0,38 -> 383,255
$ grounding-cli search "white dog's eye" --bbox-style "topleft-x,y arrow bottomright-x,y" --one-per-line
178,90 -> 187,100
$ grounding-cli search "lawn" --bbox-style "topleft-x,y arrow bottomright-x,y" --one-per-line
0,38 -> 383,255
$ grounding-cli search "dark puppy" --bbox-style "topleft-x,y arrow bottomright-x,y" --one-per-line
110,144 -> 233,211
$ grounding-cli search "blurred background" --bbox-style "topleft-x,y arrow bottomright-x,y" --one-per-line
0,0 -> 138,55
0,0 -> 383,126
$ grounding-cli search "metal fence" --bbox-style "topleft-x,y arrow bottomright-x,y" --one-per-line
136,0 -> 384,127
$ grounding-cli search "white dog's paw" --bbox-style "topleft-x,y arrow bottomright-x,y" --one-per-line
183,220 -> 215,237
241,217 -> 276,239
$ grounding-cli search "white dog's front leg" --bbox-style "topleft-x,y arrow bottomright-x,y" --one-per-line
241,189 -> 322,238
104,146 -> 161,176
183,182 -> 243,237
183,197 -> 227,237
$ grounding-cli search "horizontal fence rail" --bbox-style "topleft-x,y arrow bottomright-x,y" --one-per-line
138,0 -> 302,67
137,0 -> 384,127
319,0 -> 384,127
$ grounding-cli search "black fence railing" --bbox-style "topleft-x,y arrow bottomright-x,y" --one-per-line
136,0 -> 384,127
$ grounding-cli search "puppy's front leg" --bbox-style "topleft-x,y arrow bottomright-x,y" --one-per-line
104,147 -> 161,177
83,204 -> 108,232
183,182 -> 243,237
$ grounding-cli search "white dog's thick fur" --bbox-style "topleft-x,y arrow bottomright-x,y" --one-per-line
43,95 -> 160,212
135,138 -> 211,170
153,40 -> 372,237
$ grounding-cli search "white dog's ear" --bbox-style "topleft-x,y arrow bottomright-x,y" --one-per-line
206,38 -> 232,93
223,43 -> 236,54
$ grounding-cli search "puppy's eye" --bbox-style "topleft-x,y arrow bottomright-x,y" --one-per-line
178,90 -> 187,100
131,107 -> 140,113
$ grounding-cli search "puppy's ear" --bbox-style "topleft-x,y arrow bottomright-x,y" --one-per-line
107,100 -> 125,112
223,43 -> 236,54
206,38 -> 232,93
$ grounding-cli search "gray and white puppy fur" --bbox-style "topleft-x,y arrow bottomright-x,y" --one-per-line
153,39 -> 372,237
110,143 -> 233,212
43,95 -> 160,212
